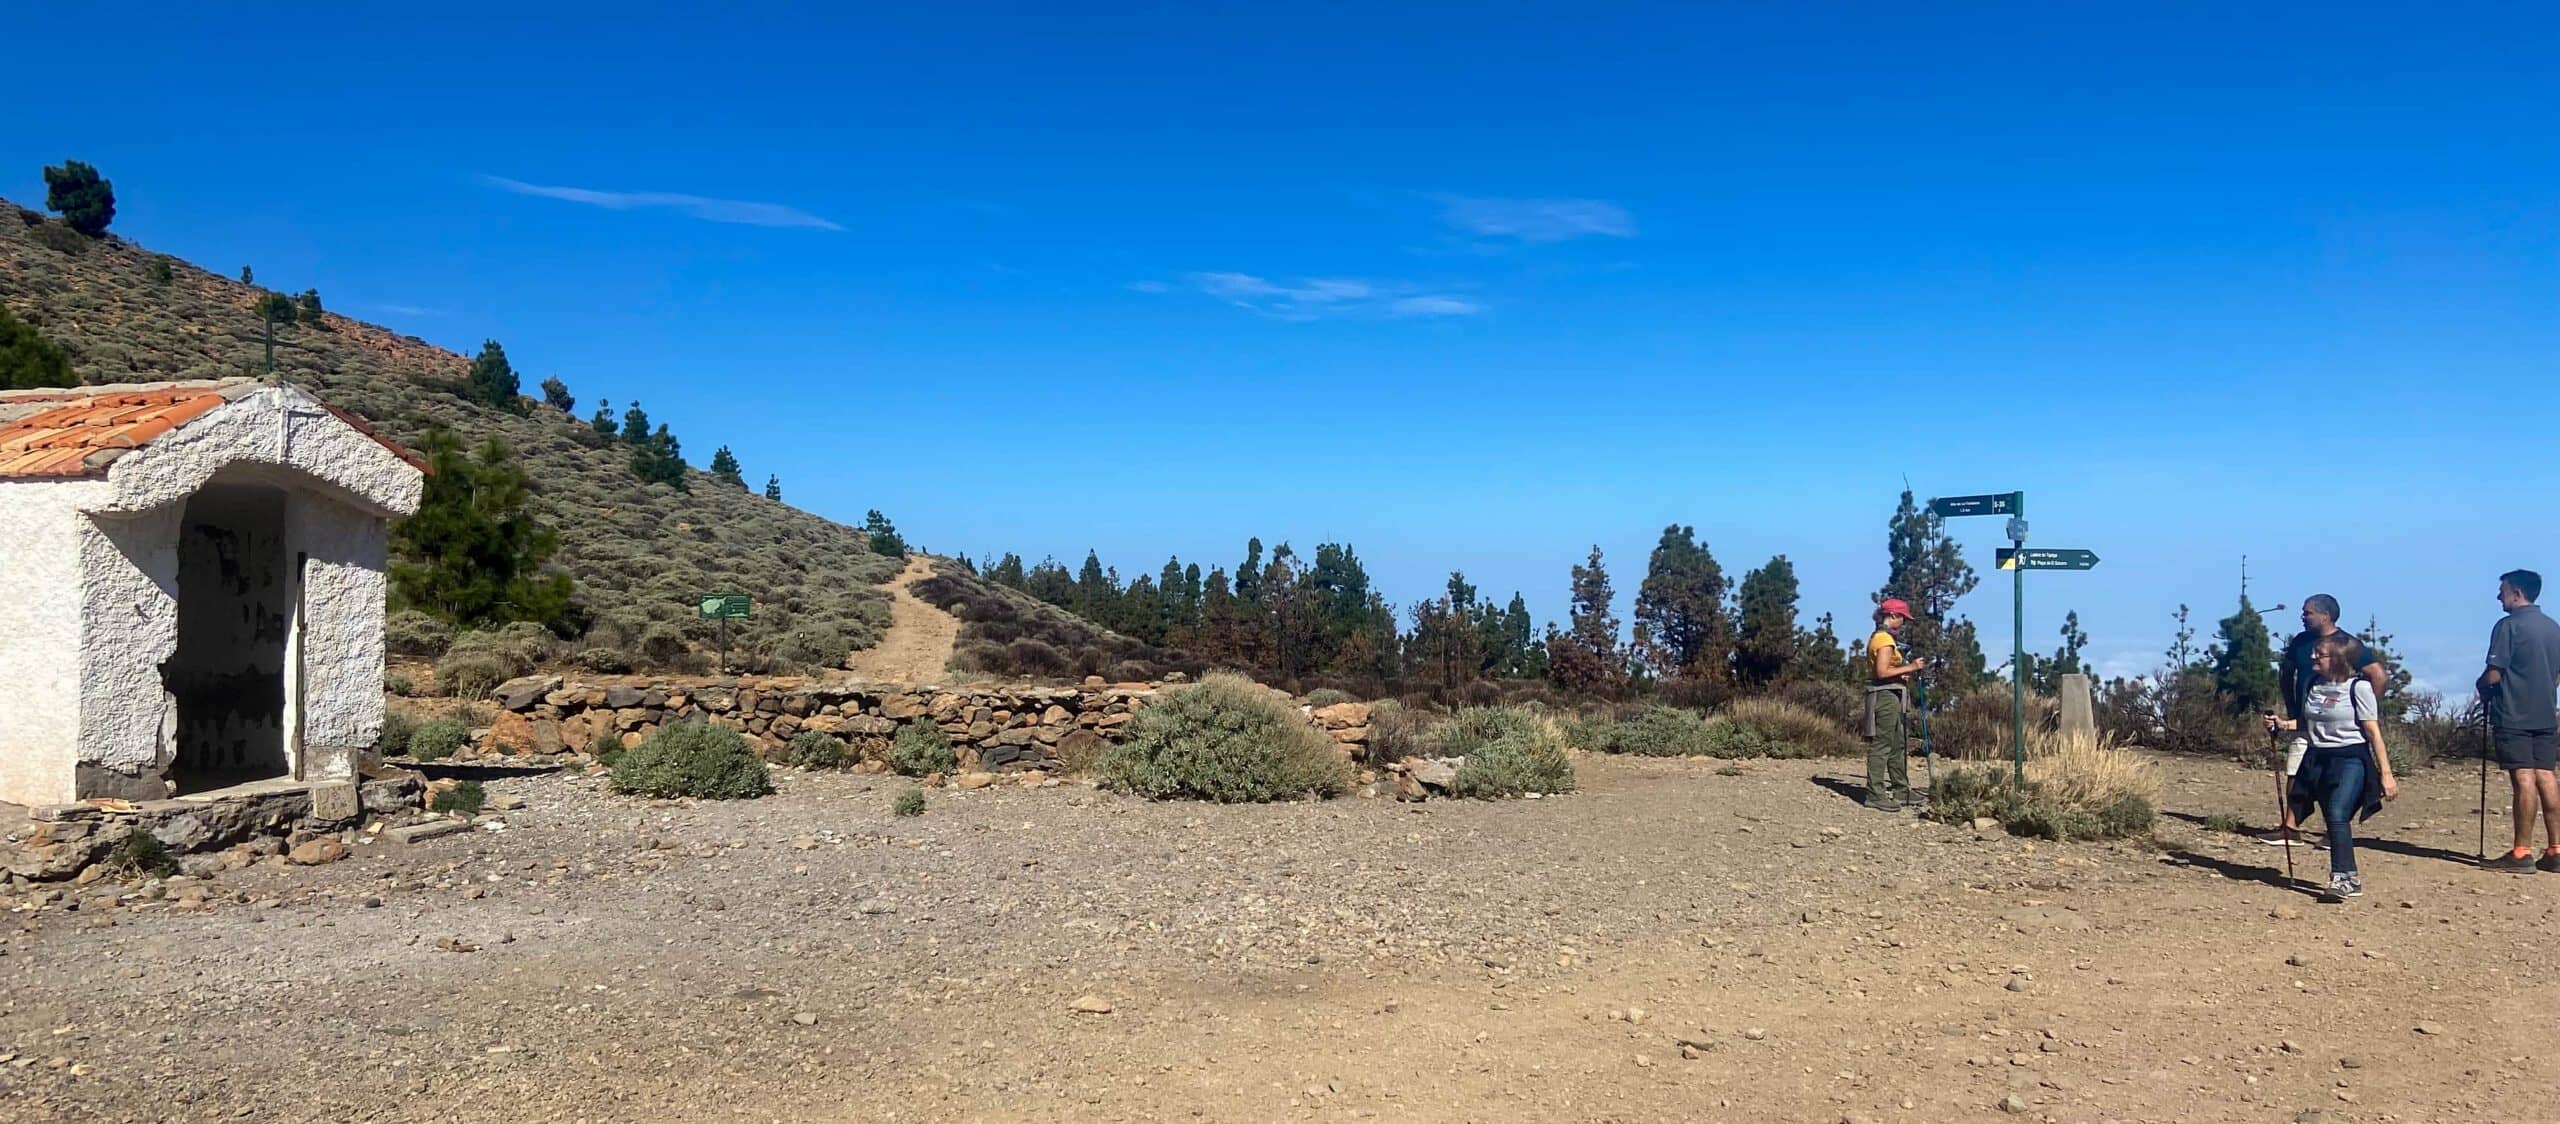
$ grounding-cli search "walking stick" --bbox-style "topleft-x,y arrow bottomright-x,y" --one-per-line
2268,718 -> 2295,890
1916,674 -> 1935,798
2479,710 -> 2493,864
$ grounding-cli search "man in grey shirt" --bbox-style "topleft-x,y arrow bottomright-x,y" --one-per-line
2480,569 -> 2560,873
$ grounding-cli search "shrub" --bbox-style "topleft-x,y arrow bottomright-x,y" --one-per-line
610,723 -> 773,800
573,645 -> 635,674
889,722 -> 957,777
435,621 -> 555,696
784,731 -> 851,770
1611,706 -> 1715,756
1722,697 -> 1857,757
29,222 -> 88,256
1304,688 -> 1357,708
1558,710 -> 1622,754
1699,717 -> 1783,759
1925,732 -> 2159,841
1364,699 -> 1431,765
407,718 -> 469,761
1097,672 -> 1352,802
1432,706 -> 1539,758
1776,679 -> 1861,729
1929,690 -> 2060,760
430,780 -> 487,816
103,828 -> 176,878
385,673 -> 417,696
893,788 -> 926,817
377,708 -> 419,756
434,650 -> 510,699
589,727 -> 627,765
385,609 -> 455,658
1452,723 -> 1575,798
2201,811 -> 2247,835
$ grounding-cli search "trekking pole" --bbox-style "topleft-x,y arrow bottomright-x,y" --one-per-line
1917,673 -> 1936,797
2479,708 -> 2492,864
2266,716 -> 2295,890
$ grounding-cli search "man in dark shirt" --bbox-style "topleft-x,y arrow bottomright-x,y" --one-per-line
2264,594 -> 2390,845
2479,570 -> 2560,874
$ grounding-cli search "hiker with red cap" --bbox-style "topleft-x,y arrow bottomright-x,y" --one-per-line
1865,598 -> 1929,811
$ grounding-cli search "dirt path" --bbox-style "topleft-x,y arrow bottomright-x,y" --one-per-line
848,555 -> 961,684
5,752 -> 2555,1122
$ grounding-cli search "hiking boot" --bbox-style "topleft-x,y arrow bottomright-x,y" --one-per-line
2483,851 -> 2540,874
2539,853 -> 2560,874
1866,801 -> 1902,814
2317,872 -> 2362,902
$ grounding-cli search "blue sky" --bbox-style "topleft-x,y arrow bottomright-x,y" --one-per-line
6,3 -> 2553,692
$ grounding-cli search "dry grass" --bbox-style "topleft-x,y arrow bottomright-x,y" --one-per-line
1720,697 -> 1857,757
2022,728 -> 2163,811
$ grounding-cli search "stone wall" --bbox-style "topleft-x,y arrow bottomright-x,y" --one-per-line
473,672 -> 1379,767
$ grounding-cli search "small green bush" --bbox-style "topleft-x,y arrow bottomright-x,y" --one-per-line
385,609 -> 455,659
2201,811 -> 2246,835
611,723 -> 773,800
407,718 -> 469,761
384,673 -> 417,696
893,788 -> 926,817
1304,688 -> 1357,708
890,722 -> 958,777
1097,673 -> 1351,802
1452,723 -> 1575,798
784,731 -> 851,770
378,708 -> 418,756
1612,706 -> 1716,756
103,828 -> 176,878
1432,706 -> 1538,757
589,727 -> 626,766
573,646 -> 635,674
1558,711 -> 1622,754
1363,698 -> 1431,765
1721,698 -> 1857,757
30,222 -> 87,255
1923,766 -> 2153,841
433,650 -> 510,699
1700,718 -> 1782,759
430,779 -> 487,815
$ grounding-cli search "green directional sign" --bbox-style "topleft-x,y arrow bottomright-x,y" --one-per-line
698,593 -> 752,619
1997,548 -> 2100,572
1928,492 -> 2021,518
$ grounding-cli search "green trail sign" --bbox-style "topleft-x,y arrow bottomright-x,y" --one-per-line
1928,492 -> 2020,518
698,594 -> 751,619
1997,548 -> 2100,571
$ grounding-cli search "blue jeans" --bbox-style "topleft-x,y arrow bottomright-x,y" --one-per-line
2301,746 -> 2370,874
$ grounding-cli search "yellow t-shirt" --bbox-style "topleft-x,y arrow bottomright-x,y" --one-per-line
1869,630 -> 1899,683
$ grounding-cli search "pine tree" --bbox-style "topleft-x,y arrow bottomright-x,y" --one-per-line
630,423 -> 687,489
1793,612 -> 1854,684
1878,489 -> 1985,684
1733,555 -> 1800,688
991,553 -> 1026,588
0,305 -> 77,389
620,402 -> 652,444
2165,604 -> 2200,671
590,399 -> 618,439
41,160 -> 114,237
2212,596 -> 2280,716
1235,538 -> 1265,605
708,445 -> 744,488
1633,524 -> 1734,684
2029,611 -> 2090,692
1410,572 -> 1492,692
294,289 -> 324,327
764,474 -> 781,502
863,510 -> 907,558
1547,546 -> 1627,699
254,291 -> 297,326
1496,593 -> 1548,679
2361,616 -> 2416,722
389,430 -> 574,628
239,266 -> 254,285
465,340 -> 523,411
540,376 -> 574,413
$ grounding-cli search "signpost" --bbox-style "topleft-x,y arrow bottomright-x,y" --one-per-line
699,593 -> 751,672
1925,491 -> 2101,782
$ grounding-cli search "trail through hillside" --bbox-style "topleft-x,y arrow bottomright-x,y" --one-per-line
848,555 -> 961,683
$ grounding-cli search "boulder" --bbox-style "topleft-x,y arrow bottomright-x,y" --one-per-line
880,694 -> 929,720
955,772 -> 997,790
1397,756 -> 1459,790
287,837 -> 348,865
1312,701 -> 1372,728
1040,705 -> 1073,725
486,711 -> 563,756
493,675 -> 562,712
602,685 -> 647,709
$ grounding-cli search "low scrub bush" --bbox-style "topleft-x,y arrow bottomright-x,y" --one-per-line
435,621 -> 558,696
433,651 -> 509,699
1364,699 -> 1432,765
783,731 -> 851,770
1452,722 -> 1575,798
103,828 -> 176,878
573,646 -> 634,674
1776,679 -> 1861,730
890,722 -> 957,777
1611,706 -> 1715,756
407,718 -> 469,761
1431,706 -> 1539,758
1926,732 -> 2158,841
610,723 -> 773,800
1699,718 -> 1784,759
1304,688 -> 1357,708
430,779 -> 487,816
588,727 -> 627,765
893,788 -> 926,817
1932,690 -> 2060,759
1558,710 -> 1624,754
385,609 -> 454,658
378,708 -> 419,756
1721,697 -> 1856,757
1097,673 -> 1351,802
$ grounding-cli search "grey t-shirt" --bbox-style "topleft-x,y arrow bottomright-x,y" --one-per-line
2488,605 -> 2560,732
2302,679 -> 2378,749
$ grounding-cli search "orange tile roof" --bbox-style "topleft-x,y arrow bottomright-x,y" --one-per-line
0,387 -> 232,479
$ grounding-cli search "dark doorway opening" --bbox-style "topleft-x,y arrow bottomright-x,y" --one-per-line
167,483 -> 292,793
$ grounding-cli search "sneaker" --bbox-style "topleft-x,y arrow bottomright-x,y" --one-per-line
2318,873 -> 2362,902
2484,851 -> 2539,873
2539,853 -> 2560,874
2258,831 -> 2304,847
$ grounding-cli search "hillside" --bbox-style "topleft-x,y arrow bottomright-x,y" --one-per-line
0,201 -> 909,672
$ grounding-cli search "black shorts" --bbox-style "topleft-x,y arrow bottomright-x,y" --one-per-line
2493,727 -> 2559,771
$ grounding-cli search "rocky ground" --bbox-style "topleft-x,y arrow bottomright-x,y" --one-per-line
0,751 -> 2552,1123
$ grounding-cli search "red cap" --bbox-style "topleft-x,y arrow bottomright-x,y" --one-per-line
1878,598 -> 1916,620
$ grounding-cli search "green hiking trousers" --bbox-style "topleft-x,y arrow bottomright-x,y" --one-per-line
1866,686 -> 1910,809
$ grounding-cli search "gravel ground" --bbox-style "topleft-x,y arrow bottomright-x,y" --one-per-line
1,752 -> 2553,1122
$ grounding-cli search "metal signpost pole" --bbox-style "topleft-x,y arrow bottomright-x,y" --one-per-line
2009,493 -> 2027,784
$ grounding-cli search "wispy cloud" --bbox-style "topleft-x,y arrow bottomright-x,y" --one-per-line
478,175 -> 843,231
361,302 -> 446,318
1166,271 -> 1478,320
1438,195 -> 1635,243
